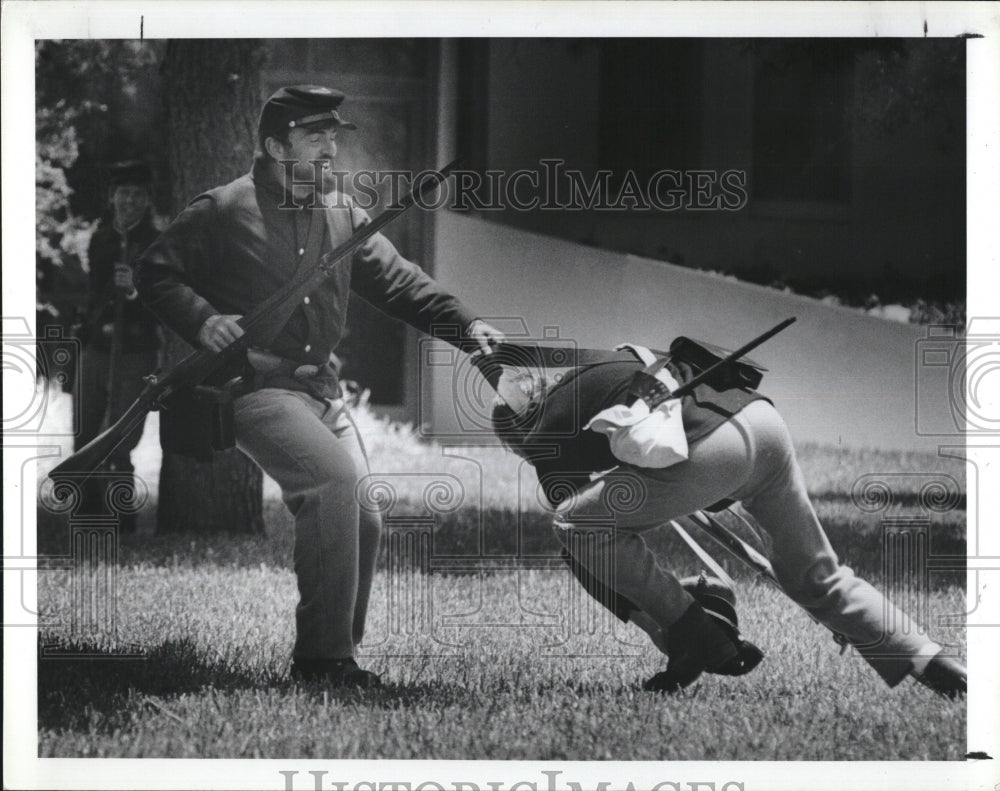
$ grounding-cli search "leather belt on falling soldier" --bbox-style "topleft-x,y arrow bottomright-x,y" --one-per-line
472,339 -> 767,394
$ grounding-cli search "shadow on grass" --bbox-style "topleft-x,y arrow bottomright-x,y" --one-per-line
39,639 -> 649,730
289,676 -> 649,712
289,679 -> 480,709
37,636 -> 277,732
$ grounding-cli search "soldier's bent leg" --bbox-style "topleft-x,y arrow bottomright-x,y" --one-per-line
553,471 -> 697,635
552,416 -> 769,635
234,389 -> 381,661
333,409 -> 381,647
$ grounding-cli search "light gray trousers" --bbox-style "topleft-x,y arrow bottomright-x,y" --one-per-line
553,400 -> 938,686
234,389 -> 381,660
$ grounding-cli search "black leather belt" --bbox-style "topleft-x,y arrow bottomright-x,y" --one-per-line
244,348 -> 339,400
246,348 -> 324,379
473,339 -> 765,394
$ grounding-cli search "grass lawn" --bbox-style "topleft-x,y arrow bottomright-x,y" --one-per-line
38,568 -> 965,760
33,388 -> 968,760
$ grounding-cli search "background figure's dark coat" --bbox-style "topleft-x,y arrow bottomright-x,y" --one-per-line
82,210 -> 162,353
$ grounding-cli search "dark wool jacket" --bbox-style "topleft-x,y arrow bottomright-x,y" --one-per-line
83,211 -> 162,353
135,157 -> 478,388
505,357 -> 769,507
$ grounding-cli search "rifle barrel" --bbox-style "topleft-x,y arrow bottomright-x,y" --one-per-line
47,160 -> 460,480
232,160 -> 460,344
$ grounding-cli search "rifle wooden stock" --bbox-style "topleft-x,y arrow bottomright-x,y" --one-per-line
49,161 -> 459,479
52,387 -> 160,477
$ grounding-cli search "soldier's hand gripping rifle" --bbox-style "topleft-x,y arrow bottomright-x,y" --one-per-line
49,161 -> 459,479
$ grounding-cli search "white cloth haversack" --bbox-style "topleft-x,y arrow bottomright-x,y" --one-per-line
585,344 -> 688,469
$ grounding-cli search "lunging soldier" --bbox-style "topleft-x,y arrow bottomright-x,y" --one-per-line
136,86 -> 502,688
487,338 -> 967,697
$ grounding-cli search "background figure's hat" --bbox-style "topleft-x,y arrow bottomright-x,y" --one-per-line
257,85 -> 357,143
107,160 -> 153,187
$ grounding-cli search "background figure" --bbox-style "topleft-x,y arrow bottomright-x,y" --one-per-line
74,160 -> 162,532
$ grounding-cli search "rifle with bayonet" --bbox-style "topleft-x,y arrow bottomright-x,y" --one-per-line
50,161 -> 459,479
636,316 -> 796,403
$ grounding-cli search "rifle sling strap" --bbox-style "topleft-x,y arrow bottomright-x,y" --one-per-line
242,205 -> 329,352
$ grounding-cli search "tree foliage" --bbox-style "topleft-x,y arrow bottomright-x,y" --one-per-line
35,40 -> 165,334
36,103 -> 91,276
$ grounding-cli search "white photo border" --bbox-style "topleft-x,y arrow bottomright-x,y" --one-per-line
5,2 -> 999,789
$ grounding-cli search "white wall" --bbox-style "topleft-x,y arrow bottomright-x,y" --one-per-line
423,212 -> 958,454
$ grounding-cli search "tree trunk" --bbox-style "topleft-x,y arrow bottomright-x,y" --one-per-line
156,40 -> 265,534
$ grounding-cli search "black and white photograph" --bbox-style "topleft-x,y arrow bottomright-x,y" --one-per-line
4,2 -> 999,789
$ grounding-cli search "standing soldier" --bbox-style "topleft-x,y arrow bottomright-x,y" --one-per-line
75,160 -> 162,532
135,86 -> 503,688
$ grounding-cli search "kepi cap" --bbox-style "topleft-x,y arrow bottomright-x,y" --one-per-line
258,85 -> 357,144
108,160 -> 153,187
